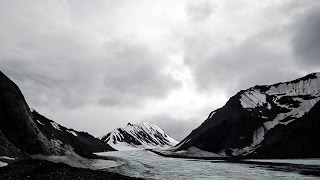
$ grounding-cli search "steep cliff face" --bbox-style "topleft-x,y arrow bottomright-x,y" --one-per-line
101,122 -> 178,150
0,71 -> 57,156
176,73 -> 320,158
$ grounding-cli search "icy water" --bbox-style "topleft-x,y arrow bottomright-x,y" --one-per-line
96,150 -> 320,180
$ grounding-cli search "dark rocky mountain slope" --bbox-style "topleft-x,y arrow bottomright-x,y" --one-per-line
0,71 -> 56,157
176,72 -> 320,158
32,110 -> 115,156
0,71 -> 114,159
253,100 -> 320,158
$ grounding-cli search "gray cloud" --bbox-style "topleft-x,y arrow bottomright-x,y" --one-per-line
292,6 -> 320,67
0,1 -> 179,109
99,39 -> 180,106
185,0 -> 216,22
1,0 -> 319,140
184,35 -> 299,95
181,0 -> 320,97
0,59 -> 96,109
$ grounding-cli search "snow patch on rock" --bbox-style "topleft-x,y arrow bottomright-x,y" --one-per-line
240,89 -> 266,108
66,130 -> 78,137
267,76 -> 320,96
0,161 -> 8,167
37,120 -> 45,125
0,156 -> 16,160
50,122 -> 62,131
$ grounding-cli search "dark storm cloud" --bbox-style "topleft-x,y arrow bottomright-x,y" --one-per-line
292,6 -> 320,67
185,0 -> 216,22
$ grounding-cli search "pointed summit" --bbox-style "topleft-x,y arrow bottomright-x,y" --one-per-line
101,122 -> 178,151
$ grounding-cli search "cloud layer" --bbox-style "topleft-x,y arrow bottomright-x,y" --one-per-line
1,0 -> 320,140
292,5 -> 320,68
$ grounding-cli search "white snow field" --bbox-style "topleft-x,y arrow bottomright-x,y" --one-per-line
96,150 -> 320,180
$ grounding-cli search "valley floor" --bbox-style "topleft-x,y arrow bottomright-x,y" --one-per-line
96,150 -> 320,180
1,151 -> 319,180
0,159 -> 141,180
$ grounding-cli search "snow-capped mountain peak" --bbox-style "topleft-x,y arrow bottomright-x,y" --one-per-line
101,122 -> 178,151
176,72 -> 320,158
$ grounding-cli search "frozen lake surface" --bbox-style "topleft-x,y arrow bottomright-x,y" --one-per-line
96,150 -> 320,180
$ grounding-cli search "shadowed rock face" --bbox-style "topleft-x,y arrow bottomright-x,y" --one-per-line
253,101 -> 320,158
0,72 -> 56,157
177,73 -> 320,158
0,71 -> 115,158
177,93 -> 262,154
0,130 -> 25,158
0,71 -> 56,156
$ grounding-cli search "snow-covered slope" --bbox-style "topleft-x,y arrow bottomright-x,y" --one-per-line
235,72 -> 320,156
176,72 -> 320,158
101,122 -> 178,151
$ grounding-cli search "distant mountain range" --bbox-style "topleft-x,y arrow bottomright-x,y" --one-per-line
1,69 -> 320,160
101,122 -> 178,150
174,72 -> 320,158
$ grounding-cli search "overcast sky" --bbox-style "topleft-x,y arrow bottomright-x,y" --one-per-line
1,0 -> 320,140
